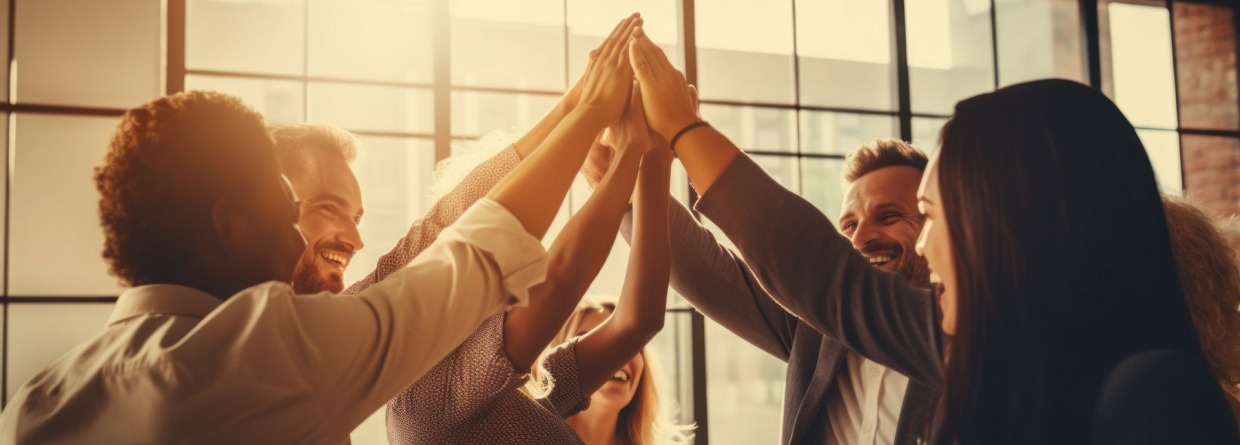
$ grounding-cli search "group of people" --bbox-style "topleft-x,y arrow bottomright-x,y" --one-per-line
1,12 -> 1239,445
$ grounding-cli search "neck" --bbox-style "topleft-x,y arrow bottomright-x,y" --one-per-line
571,408 -> 624,445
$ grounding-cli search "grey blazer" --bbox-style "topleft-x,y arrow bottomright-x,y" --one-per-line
622,154 -> 944,444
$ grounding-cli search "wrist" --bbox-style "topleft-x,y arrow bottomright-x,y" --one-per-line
657,115 -> 703,141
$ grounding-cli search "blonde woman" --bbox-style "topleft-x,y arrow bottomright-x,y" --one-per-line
538,301 -> 694,445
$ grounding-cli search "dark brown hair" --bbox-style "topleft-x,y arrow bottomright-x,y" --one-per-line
934,79 -> 1203,444
95,91 -> 275,286
841,138 -> 928,184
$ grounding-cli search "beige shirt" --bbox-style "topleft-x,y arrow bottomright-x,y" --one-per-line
0,199 -> 547,445
826,352 -> 911,445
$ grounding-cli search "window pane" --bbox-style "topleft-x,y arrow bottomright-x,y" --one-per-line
185,75 -> 305,125
451,91 -> 560,137
15,0 -> 160,108
1136,129 -> 1182,194
567,0 -> 684,82
10,114 -> 123,296
308,0 -> 432,83
911,116 -> 949,155
1104,3 -> 1178,129
646,311 -> 696,427
801,158 -> 846,221
187,0 -> 305,76
707,318 -> 785,444
7,303 -> 113,402
799,111 -> 898,155
0,0 -> 9,102
995,0 -> 1086,87
450,0 -> 565,91
308,83 -> 433,134
1181,135 -> 1240,218
796,0 -> 895,110
1173,3 -> 1239,131
750,154 -> 800,193
907,0 -> 996,114
700,104 -> 797,153
696,0 -> 795,104
344,137 -> 436,287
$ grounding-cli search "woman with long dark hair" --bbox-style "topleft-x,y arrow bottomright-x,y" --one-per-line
915,79 -> 1237,444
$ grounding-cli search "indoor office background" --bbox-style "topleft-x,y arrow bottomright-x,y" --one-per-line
0,0 -> 1236,444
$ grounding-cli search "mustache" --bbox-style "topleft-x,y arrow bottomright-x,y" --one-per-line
313,240 -> 355,256
859,240 -> 903,256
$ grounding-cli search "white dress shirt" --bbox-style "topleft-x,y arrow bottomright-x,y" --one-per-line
0,199 -> 547,445
825,352 -> 911,445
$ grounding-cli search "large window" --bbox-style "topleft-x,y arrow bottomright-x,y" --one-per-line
1,1 -> 1237,444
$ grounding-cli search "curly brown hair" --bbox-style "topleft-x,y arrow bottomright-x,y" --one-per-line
1163,196 -> 1240,396
95,91 -> 276,287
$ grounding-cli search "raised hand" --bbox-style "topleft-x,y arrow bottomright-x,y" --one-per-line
628,27 -> 700,141
576,14 -> 642,125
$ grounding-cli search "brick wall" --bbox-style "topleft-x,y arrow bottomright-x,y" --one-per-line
1173,3 -> 1240,249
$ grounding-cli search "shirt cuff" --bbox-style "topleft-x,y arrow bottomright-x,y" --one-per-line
437,198 -> 547,307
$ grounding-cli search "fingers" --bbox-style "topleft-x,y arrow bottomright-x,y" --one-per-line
628,37 -> 652,83
599,14 -> 640,66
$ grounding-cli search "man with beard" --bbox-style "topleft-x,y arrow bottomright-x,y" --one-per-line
270,123 -> 366,294
588,138 -> 936,445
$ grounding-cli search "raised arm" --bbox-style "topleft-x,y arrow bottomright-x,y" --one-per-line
486,14 -> 641,240
572,145 -> 673,398
502,89 -> 648,370
629,31 -> 945,385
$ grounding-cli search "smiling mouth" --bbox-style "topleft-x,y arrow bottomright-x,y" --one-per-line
611,370 -> 630,383
319,251 -> 351,273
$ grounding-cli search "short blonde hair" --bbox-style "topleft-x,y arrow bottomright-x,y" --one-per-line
269,122 -> 360,180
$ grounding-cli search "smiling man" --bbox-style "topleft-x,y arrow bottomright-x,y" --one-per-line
271,123 -> 367,294
607,137 -> 934,445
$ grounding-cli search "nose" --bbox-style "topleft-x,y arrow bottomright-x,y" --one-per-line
340,219 -> 365,252
850,219 -> 881,252
915,221 -> 930,257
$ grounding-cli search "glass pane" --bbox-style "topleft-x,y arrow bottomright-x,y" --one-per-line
707,318 -> 785,444
796,0 -> 895,110
185,75 -> 304,125
350,409 -> 387,445
0,113 -> 7,288
187,0 -> 305,76
696,0 -> 795,104
1181,135 -> 1240,218
750,154 -> 800,193
10,114 -> 124,296
15,0 -> 161,108
567,0 -> 684,82
1173,3 -> 1239,131
646,311 -> 695,426
7,303 -> 114,402
911,116 -> 950,155
1136,129 -> 1182,194
799,111 -> 899,155
344,137 -> 436,287
308,0 -> 432,83
450,0 -> 566,91
308,83 -> 433,134
1104,2 -> 1178,129
451,91 -> 561,137
700,104 -> 797,153
801,158 -> 847,221
907,0 -> 996,114
995,0 -> 1086,87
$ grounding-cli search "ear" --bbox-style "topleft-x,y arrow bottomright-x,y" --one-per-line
209,198 -> 242,257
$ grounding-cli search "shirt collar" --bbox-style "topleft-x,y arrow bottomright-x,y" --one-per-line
107,284 -> 224,326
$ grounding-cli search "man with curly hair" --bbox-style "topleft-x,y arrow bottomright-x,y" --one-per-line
0,91 -> 556,444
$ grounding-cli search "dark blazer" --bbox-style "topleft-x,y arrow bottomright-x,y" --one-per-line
684,153 -> 1239,444
622,154 -> 941,444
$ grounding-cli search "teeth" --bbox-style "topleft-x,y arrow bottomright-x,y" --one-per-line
320,252 -> 349,268
868,256 -> 893,264
612,371 -> 628,382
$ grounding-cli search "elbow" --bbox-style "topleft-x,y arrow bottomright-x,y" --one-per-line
614,310 -> 665,342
